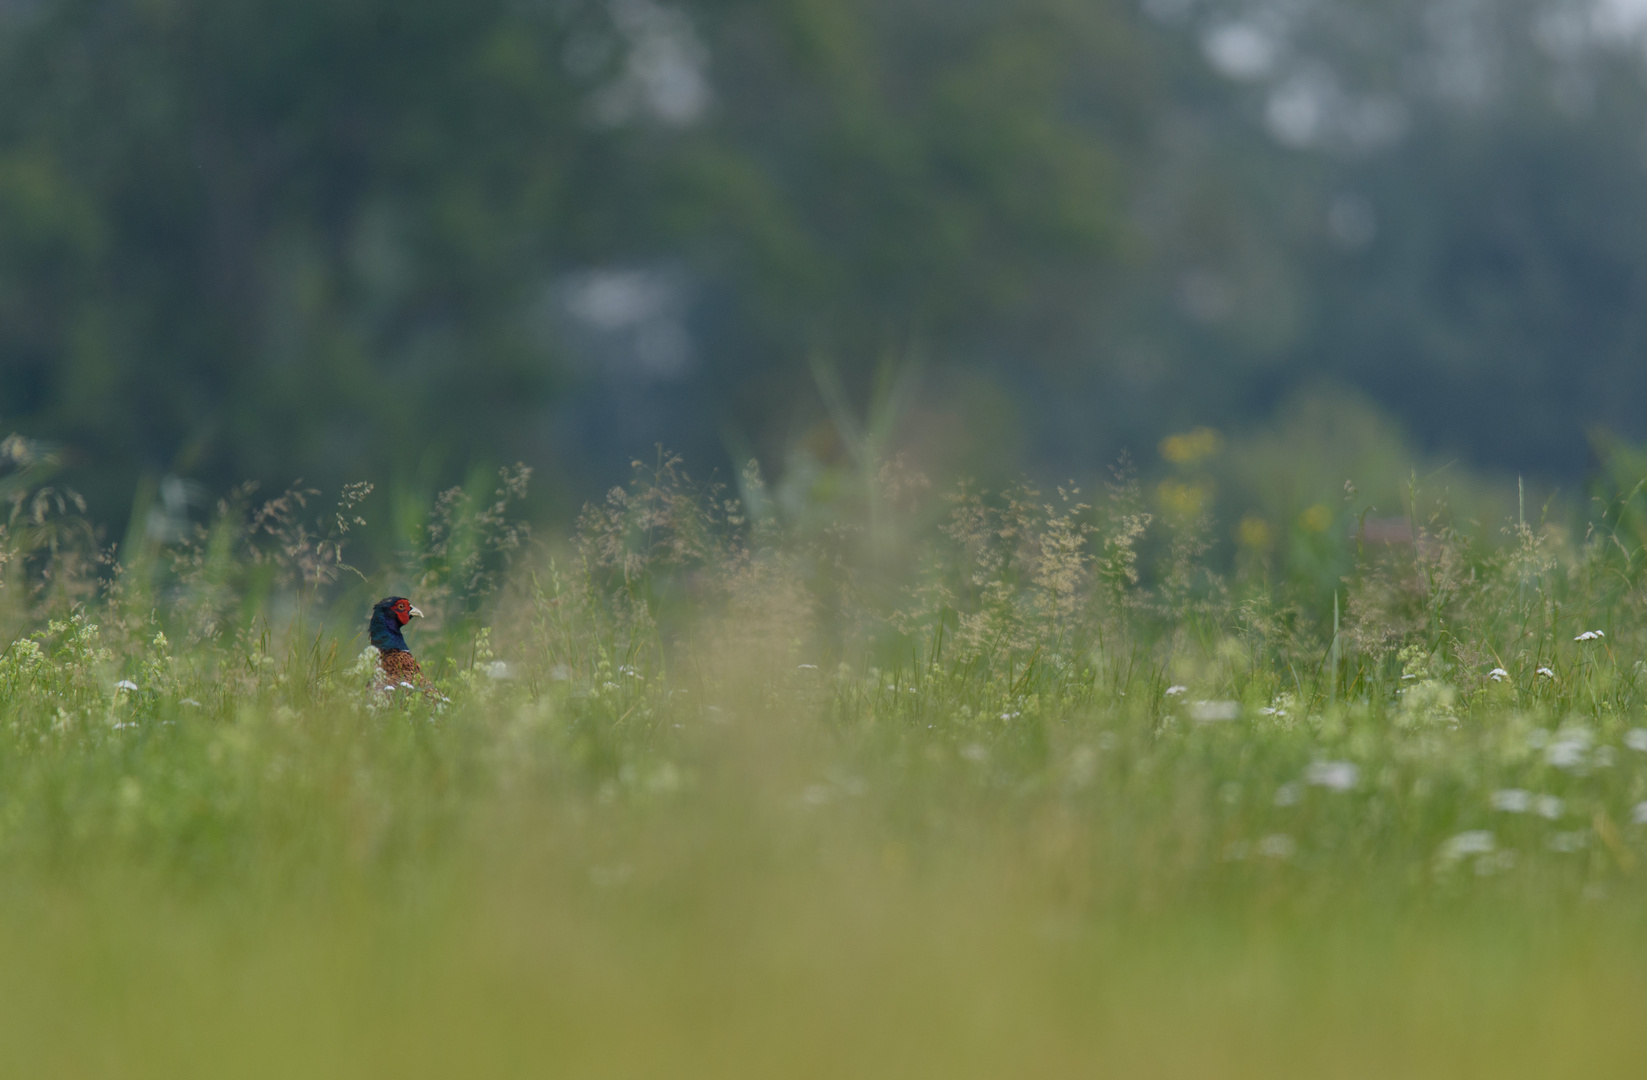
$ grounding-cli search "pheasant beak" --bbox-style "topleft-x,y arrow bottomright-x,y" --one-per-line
408,605 -> 424,619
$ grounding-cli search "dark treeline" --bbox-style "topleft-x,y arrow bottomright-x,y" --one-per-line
1,0 -> 1645,531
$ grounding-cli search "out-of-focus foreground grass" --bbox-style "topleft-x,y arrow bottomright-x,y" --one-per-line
2,698 -> 1646,1080
6,693 -> 1647,1080
4,439 -> 1647,1077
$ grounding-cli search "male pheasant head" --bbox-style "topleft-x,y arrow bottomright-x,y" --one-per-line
369,596 -> 423,652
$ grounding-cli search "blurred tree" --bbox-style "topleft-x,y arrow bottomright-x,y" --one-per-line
558,0 -> 1153,480
4,0 -> 1647,539
0,0 -> 1150,525
0,0 -> 646,516
1105,0 -> 1647,477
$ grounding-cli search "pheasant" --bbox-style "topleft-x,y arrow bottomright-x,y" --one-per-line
369,596 -> 436,697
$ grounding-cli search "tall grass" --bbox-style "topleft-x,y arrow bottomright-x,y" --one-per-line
3,436 -> 1647,1077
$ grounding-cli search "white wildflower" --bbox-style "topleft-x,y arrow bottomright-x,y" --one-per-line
1575,630 -> 1605,642
1437,830 -> 1496,864
1627,729 -> 1647,752
114,679 -> 138,692
1304,761 -> 1359,791
1488,791 -> 1557,818
484,660 -> 514,680
1487,668 -> 1509,682
796,664 -> 819,670
180,698 -> 202,708
1546,728 -> 1593,770
1536,667 -> 1556,679
1164,685 -> 1188,697
1633,801 -> 1647,826
1257,834 -> 1297,859
1189,700 -> 1240,723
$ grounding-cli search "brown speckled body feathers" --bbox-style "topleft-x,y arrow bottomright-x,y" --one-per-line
376,649 -> 443,703
378,649 -> 426,688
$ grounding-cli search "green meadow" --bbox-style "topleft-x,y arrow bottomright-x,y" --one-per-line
4,440 -> 1647,1078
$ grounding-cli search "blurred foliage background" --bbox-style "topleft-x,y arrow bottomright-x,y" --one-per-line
2,0 -> 1646,550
